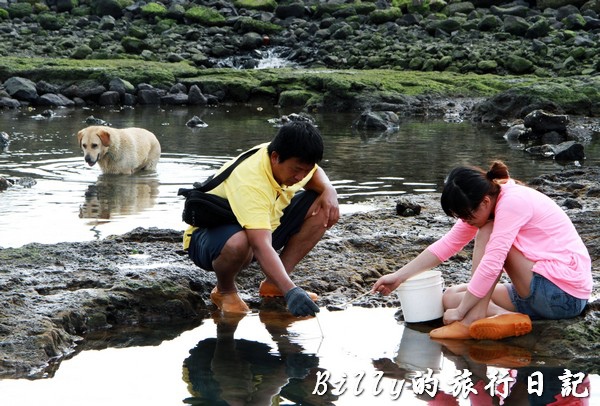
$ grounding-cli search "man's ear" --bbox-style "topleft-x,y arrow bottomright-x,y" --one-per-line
270,151 -> 280,164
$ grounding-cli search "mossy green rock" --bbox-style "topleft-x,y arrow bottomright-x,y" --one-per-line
505,55 -> 534,73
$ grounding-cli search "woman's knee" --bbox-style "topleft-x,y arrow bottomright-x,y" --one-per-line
442,284 -> 467,307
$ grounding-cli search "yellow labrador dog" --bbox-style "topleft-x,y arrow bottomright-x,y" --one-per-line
77,126 -> 161,175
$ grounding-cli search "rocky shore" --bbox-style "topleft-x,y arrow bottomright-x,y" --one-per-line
1,0 -> 600,118
1,167 -> 599,379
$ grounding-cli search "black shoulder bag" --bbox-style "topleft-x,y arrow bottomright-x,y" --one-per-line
177,147 -> 260,228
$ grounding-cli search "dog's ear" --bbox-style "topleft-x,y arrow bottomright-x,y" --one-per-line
98,130 -> 111,146
77,130 -> 83,146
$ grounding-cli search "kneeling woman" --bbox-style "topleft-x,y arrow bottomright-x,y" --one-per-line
372,161 -> 592,339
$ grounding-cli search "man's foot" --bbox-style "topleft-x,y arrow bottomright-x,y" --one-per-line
429,321 -> 472,339
210,287 -> 250,314
259,280 -> 318,301
469,313 -> 532,340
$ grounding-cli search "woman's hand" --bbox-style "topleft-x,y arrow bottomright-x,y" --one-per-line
371,273 -> 402,296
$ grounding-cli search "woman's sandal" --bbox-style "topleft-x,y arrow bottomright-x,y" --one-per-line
429,321 -> 472,339
468,313 -> 532,340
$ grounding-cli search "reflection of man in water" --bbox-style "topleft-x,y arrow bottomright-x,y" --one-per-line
182,311 -> 337,405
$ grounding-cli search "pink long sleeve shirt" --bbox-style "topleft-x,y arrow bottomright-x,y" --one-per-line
428,180 -> 592,300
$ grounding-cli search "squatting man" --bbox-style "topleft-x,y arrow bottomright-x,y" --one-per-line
184,120 -> 339,317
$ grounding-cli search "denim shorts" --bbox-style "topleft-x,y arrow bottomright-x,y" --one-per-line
188,190 -> 318,271
508,273 -> 587,320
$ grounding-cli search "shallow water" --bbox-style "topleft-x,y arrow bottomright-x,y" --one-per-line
0,307 -> 597,405
1,105 -> 597,248
0,106 -> 598,404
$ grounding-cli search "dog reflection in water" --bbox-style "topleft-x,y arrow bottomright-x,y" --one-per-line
79,175 -> 159,220
182,311 -> 337,405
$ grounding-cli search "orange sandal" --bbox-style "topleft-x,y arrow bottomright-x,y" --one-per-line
429,321 -> 472,339
210,287 -> 250,314
469,313 -> 532,340
259,280 -> 319,301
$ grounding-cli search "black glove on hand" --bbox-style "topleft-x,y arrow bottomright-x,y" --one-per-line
284,287 -> 320,317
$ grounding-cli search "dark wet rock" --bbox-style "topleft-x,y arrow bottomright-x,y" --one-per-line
36,80 -> 62,95
395,198 -> 422,217
37,93 -> 75,107
108,78 -> 134,96
0,176 -> 36,190
472,88 -> 560,123
275,3 -> 307,19
525,141 -> 585,161
85,115 -> 110,126
524,109 -> 569,135
186,115 -> 208,128
353,110 -> 400,131
137,87 -> 163,105
0,131 -> 9,149
4,77 -> 38,103
563,197 -> 583,209
161,93 -> 189,105
503,123 -> 531,141
41,109 -> 54,118
526,144 -> 556,158
267,113 -> 316,127
62,81 -> 107,102
98,91 -> 121,106
502,15 -> 531,36
0,176 -> 9,190
554,141 -> 585,161
188,85 -> 207,106
0,97 -> 21,109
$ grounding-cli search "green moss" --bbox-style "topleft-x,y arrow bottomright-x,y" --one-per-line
1,57 -> 598,112
0,8 -> 8,20
278,90 -> 315,107
37,12 -> 65,30
234,16 -> 283,34
233,0 -> 276,12
184,6 -> 226,25
141,2 -> 167,19
118,0 -> 134,8
369,7 -> 402,24
8,2 -> 33,18
0,56 -> 198,87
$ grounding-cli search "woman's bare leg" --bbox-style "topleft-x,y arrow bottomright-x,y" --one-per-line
441,220 -> 535,324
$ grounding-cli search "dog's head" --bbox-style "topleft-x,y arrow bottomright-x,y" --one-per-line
77,126 -> 111,167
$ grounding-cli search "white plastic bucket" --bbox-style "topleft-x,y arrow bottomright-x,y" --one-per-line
397,270 -> 444,323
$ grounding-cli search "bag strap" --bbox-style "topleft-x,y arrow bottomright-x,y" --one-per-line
194,146 -> 261,191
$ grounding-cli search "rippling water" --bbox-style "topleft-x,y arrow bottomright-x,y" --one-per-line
1,105 -> 597,248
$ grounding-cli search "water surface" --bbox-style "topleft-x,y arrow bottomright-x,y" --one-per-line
1,105 -> 596,248
0,307 -> 596,405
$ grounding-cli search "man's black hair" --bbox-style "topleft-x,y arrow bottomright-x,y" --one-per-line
267,121 -> 323,164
